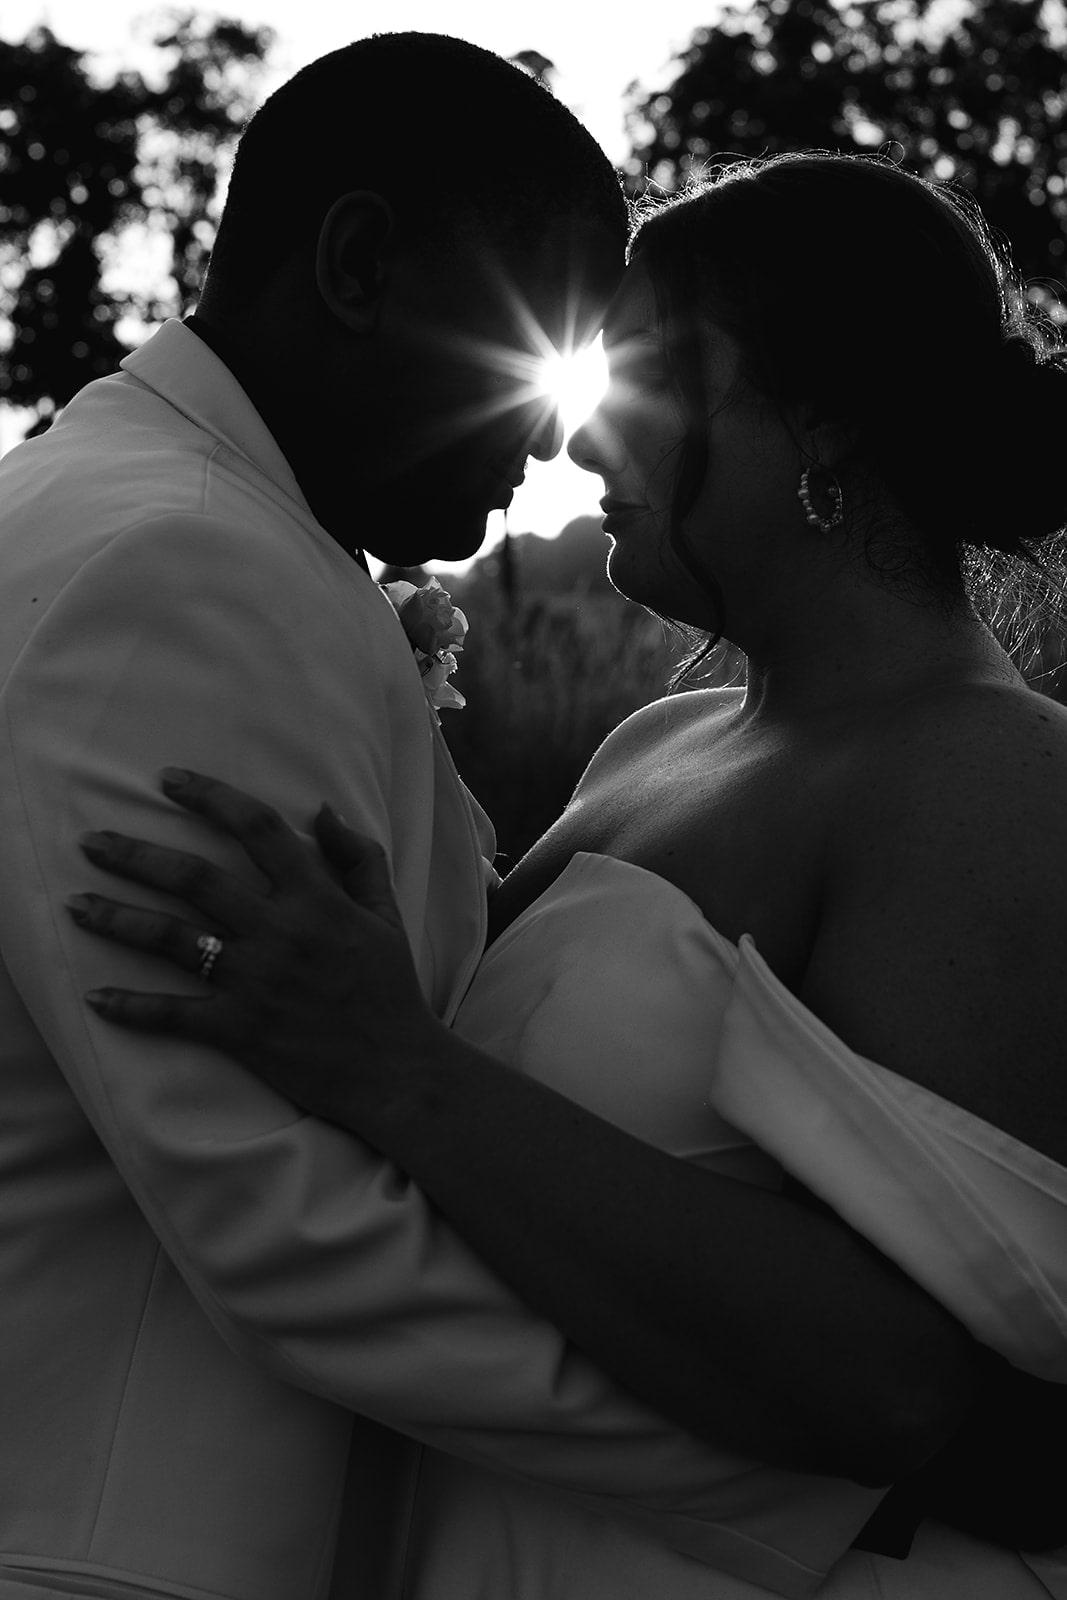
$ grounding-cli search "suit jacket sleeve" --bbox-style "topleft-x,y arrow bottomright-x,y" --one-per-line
0,509 -> 877,1562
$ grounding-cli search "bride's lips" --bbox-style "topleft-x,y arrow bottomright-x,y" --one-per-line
600,496 -> 647,533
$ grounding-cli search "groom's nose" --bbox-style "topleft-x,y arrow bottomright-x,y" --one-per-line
524,400 -> 565,463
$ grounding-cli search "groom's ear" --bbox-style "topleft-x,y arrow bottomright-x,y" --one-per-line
315,191 -> 395,331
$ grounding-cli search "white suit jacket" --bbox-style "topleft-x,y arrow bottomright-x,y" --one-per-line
0,323 -> 881,1600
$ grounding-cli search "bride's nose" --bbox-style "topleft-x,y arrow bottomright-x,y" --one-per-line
567,407 -> 622,478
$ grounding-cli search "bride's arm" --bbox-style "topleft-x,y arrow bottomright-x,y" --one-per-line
72,773 -> 981,1488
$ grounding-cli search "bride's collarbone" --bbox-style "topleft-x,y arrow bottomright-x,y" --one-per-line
573,709 -> 838,858
496,742 -> 832,985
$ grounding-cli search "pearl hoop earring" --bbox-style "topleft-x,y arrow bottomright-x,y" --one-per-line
797,465 -> 844,532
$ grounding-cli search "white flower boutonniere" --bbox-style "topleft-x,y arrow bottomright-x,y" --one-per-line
381,576 -> 469,714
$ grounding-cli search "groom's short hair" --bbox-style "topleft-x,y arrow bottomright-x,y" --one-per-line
206,33 -> 628,296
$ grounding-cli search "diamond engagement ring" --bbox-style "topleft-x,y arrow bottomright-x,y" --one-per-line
196,933 -> 223,982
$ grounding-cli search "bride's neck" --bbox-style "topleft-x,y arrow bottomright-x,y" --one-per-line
735,581 -> 1016,727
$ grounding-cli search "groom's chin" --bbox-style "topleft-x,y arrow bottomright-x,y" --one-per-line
369,510 -> 490,570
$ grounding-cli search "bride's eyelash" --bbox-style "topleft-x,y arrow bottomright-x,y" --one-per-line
607,353 -> 672,395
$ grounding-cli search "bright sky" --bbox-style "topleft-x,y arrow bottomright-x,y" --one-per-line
5,0 -> 724,561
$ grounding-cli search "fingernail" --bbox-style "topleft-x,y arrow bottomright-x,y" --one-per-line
66,894 -> 94,922
322,803 -> 349,826
79,831 -> 112,856
85,990 -> 112,1010
161,767 -> 191,789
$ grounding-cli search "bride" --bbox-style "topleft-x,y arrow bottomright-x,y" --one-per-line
71,154 -> 1067,1597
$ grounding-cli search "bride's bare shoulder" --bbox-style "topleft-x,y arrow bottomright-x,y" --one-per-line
826,679 -> 1067,901
577,686 -> 745,789
862,678 -> 1067,806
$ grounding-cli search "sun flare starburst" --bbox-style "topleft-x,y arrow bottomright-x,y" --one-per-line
537,337 -> 608,434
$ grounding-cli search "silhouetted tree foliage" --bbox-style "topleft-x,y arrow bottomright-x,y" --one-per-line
0,13 -> 273,431
626,0 -> 1067,310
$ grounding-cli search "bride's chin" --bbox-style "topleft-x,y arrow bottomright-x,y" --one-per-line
607,555 -> 719,632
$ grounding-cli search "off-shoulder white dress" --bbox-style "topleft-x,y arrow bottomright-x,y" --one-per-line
397,853 -> 1067,1599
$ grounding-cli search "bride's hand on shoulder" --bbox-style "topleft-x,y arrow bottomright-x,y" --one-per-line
66,769 -> 445,1129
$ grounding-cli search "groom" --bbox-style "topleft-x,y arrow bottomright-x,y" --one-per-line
0,33 -> 881,1600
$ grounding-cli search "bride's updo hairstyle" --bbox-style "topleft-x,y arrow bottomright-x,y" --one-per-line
629,153 -> 1067,598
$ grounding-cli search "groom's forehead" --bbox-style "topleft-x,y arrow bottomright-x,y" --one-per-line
495,217 -> 624,345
